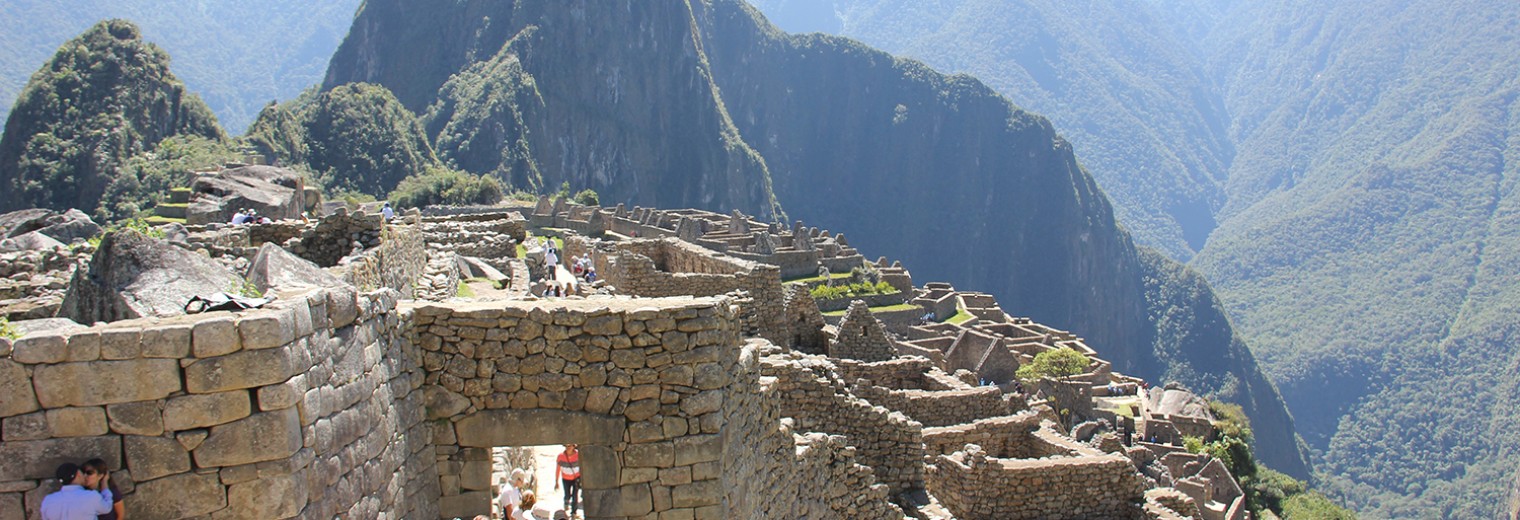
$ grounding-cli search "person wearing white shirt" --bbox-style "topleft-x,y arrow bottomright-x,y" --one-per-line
497,468 -> 527,519
40,463 -> 112,520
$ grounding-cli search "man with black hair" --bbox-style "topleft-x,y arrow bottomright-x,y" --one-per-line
40,462 -> 113,519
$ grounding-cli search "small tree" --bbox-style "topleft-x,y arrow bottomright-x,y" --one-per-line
1016,348 -> 1091,382
573,188 -> 600,206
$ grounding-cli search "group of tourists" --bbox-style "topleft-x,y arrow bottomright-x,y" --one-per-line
229,208 -> 272,225
493,444 -> 583,520
39,459 -> 123,520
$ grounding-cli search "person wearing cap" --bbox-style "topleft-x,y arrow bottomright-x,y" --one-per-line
40,462 -> 113,520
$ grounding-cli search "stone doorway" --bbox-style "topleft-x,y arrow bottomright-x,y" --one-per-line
440,409 -> 624,520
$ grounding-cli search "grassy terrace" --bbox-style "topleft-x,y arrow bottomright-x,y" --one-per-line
783,271 -> 853,284
516,232 -> 564,257
822,303 -> 920,317
945,309 -> 974,325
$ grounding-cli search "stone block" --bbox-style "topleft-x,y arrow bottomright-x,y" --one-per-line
454,409 -> 624,447
140,324 -> 192,358
124,435 -> 190,482
192,316 -> 240,358
677,390 -> 722,417
2,412 -> 48,441
193,408 -> 302,468
125,472 -> 225,519
437,490 -> 490,520
581,444 -> 619,490
98,329 -> 141,360
106,402 -> 163,436
33,359 -> 182,408
328,287 -> 359,328
0,436 -> 121,480
65,332 -> 100,362
624,442 -> 673,469
674,435 -> 721,466
46,407 -> 107,437
164,392 -> 252,431
177,429 -> 208,451
671,480 -> 720,508
0,493 -> 20,520
462,460 -> 491,491
0,360 -> 39,418
12,333 -> 66,364
184,347 -> 299,394
424,385 -> 471,420
216,473 -> 306,520
257,377 -> 305,412
625,399 -> 660,422
239,312 -> 295,350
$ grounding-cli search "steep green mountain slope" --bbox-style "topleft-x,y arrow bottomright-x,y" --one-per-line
0,20 -> 224,217
320,0 -> 1308,478
0,0 -> 360,134
750,0 -> 1233,260
1188,1 -> 1520,516
246,84 -> 440,197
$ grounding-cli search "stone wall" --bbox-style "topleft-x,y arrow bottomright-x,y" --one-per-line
929,446 -> 1146,520
852,385 -> 1012,428
922,413 -> 1044,457
759,352 -> 926,494
334,222 -> 428,298
600,238 -> 785,345
0,286 -> 439,520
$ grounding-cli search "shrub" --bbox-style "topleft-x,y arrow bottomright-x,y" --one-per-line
1016,348 -> 1091,382
388,166 -> 504,208
573,189 -> 600,206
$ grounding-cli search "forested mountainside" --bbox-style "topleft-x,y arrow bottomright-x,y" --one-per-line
0,20 -> 223,218
752,0 -> 1520,516
751,0 -> 1232,261
321,0 -> 1307,478
0,0 -> 359,134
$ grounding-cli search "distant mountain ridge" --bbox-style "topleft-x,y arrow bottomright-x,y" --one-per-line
749,0 -> 1520,516
322,0 -> 1309,478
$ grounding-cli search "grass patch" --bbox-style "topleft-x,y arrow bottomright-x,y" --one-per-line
144,216 -> 186,225
516,232 -> 564,257
456,281 -> 475,298
783,271 -> 853,284
946,310 -> 975,325
823,303 -> 921,317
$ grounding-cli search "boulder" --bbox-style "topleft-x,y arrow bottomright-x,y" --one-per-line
245,243 -> 344,294
59,229 -> 244,323
0,231 -> 64,253
186,165 -> 305,225
455,255 -> 509,286
0,208 -> 100,243
9,317 -> 85,337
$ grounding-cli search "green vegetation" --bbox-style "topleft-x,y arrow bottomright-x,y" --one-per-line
246,83 -> 439,199
0,19 -> 224,218
1015,349 -> 1090,382
463,277 -> 503,290
0,316 -> 19,340
820,303 -> 919,317
808,281 -> 897,301
573,189 -> 600,207
107,135 -> 242,220
388,166 -> 503,208
783,271 -> 853,284
944,309 -> 974,325
230,278 -> 262,299
455,281 -> 475,298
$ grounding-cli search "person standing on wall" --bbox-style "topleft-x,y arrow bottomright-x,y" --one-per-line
554,444 -> 582,519
40,462 -> 113,520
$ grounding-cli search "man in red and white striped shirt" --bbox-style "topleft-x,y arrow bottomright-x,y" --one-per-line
553,444 -> 581,518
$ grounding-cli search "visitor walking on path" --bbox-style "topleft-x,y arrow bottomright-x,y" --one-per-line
40,462 -> 113,520
554,444 -> 582,519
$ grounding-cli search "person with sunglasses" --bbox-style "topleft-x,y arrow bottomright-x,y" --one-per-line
82,458 -> 125,519
40,462 -> 113,520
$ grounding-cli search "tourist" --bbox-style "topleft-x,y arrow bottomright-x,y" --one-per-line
514,490 -> 539,520
82,458 -> 123,520
554,444 -> 582,519
584,267 -> 597,283
545,246 -> 559,273
230,209 -> 248,225
39,462 -> 113,520
497,468 -> 526,520
382,201 -> 395,221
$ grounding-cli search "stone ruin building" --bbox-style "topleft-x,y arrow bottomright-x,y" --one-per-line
0,195 -> 1251,520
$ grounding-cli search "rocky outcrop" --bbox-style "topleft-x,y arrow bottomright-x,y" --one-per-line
245,242 -> 345,294
59,229 -> 244,323
0,208 -> 101,243
186,165 -> 306,225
